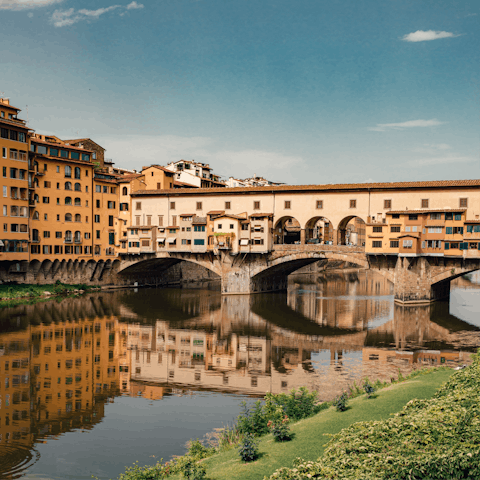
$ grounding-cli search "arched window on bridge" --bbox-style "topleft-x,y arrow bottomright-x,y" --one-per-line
337,216 -> 366,246
305,216 -> 334,245
274,216 -> 301,244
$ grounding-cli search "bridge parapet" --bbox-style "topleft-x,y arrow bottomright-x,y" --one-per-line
273,244 -> 365,254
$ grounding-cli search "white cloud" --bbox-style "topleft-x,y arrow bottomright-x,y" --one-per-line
51,1 -> 144,27
368,119 -> 445,132
406,156 -> 475,167
0,0 -> 62,10
401,30 -> 461,42
96,134 -> 304,183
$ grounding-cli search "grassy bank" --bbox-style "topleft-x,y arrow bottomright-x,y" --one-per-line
0,282 -> 98,307
187,368 -> 453,480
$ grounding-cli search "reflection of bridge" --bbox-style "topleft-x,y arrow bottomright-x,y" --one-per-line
119,242 -> 480,304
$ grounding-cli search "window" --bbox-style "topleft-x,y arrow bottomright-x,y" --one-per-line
403,240 -> 413,249
455,213 -> 462,221
230,224 -> 234,229
390,240 -> 399,248
111,187 -> 116,194
194,225 -> 205,232
254,201 -> 260,210
108,201 -> 115,209
421,199 -> 429,208
430,213 -> 442,220
136,202 -> 141,210
75,214 -> 81,222
194,239 -> 204,245
108,216 -> 113,227
350,199 -> 356,208
225,201 -> 231,209
373,226 -> 382,233
56,232 -> 62,238
82,154 -> 90,162
372,241 -> 382,248
284,200 -> 291,209
65,213 -> 72,222
390,226 -> 400,233
94,215 -> 100,223
74,167 -> 81,179
43,231 -> 50,238
316,200 -> 323,209
122,186 -> 128,195
408,214 -> 418,220
65,166 -> 71,178
74,183 -> 81,192
196,202 -> 202,210
96,200 -> 100,208
103,186 -> 108,193
170,202 -> 175,210
95,185 -> 101,193
217,224 -> 222,230
96,230 -> 100,239
43,197 -> 49,204
458,198 -> 468,208
384,199 -> 392,209
158,216 -> 163,226
65,181 -> 72,191
10,168 -> 17,179
2,166 -> 6,177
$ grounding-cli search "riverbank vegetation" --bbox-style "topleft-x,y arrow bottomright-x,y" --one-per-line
0,282 -> 98,307
116,366 -> 460,480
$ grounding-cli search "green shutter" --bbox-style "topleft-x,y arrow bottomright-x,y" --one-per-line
467,225 -> 473,233
446,227 -> 453,234
444,243 -> 450,250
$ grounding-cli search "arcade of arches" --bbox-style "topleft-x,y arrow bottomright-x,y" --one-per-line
274,216 -> 365,246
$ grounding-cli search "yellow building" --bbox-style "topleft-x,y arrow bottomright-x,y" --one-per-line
0,98 -> 30,262
29,134 -> 95,261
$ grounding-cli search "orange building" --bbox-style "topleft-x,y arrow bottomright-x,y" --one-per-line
29,134 -> 95,261
0,98 -> 31,261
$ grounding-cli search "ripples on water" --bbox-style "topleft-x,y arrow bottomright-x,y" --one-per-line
0,269 -> 479,479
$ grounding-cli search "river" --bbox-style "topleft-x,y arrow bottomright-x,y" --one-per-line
0,269 -> 479,479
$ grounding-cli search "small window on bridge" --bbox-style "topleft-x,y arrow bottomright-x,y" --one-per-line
421,199 -> 429,208
284,201 -> 291,209
350,199 -> 356,208
316,200 -> 323,209
372,241 -> 382,248
459,198 -> 468,208
384,199 -> 392,209
254,201 -> 260,210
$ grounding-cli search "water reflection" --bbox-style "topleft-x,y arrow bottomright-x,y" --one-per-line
0,269 -> 479,479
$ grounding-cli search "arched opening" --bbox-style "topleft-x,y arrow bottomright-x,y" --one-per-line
337,216 -> 366,246
305,216 -> 334,245
274,216 -> 302,245
122,186 -> 127,196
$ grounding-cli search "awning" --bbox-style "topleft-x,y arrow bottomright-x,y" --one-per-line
158,238 -> 166,243
167,238 -> 176,244
239,239 -> 249,246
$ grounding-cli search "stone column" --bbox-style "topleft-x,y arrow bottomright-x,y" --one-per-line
300,229 -> 306,245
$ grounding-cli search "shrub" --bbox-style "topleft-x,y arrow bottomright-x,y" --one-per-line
363,379 -> 376,399
237,400 -> 269,436
333,392 -> 348,412
214,424 -> 242,452
186,439 -> 214,460
238,433 -> 259,462
180,457 -> 206,480
268,415 -> 291,442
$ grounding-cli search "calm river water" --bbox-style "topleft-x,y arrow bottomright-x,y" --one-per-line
0,269 -> 479,479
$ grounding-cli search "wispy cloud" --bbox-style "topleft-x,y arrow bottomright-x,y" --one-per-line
0,0 -> 62,10
401,30 -> 461,42
51,1 -> 143,27
368,119 -> 445,132
406,156 -> 475,167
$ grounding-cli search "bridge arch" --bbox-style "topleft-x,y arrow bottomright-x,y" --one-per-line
337,215 -> 366,246
274,216 -> 302,245
304,216 -> 334,244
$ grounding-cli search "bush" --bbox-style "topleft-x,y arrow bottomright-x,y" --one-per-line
186,439 -> 214,460
363,379 -> 376,399
237,400 -> 269,436
268,415 -> 291,442
238,433 -> 259,462
180,457 -> 206,480
333,392 -> 348,412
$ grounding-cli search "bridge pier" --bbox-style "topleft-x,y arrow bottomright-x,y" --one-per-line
221,267 -> 288,295
393,256 -> 450,304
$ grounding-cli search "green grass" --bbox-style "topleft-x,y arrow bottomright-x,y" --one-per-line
0,282 -> 97,307
172,368 -> 453,480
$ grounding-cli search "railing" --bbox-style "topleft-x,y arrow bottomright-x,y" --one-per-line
64,238 -> 73,244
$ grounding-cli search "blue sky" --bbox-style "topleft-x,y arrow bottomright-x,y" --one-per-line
1,0 -> 479,184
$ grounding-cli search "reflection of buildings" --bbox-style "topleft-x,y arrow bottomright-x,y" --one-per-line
0,295 -> 126,476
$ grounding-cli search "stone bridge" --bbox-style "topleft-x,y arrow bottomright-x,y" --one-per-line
118,244 -> 480,304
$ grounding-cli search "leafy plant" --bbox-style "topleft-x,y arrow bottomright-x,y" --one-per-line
186,439 -> 214,460
333,392 -> 348,412
268,414 -> 292,442
180,457 -> 206,480
363,379 -> 376,399
238,433 -> 259,462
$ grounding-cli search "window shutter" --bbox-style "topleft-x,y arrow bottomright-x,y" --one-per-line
446,227 -> 452,234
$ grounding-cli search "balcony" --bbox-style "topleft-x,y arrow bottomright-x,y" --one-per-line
74,238 -> 83,244
64,238 -> 73,244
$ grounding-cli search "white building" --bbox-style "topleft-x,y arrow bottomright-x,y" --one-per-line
225,174 -> 283,188
165,160 -> 225,188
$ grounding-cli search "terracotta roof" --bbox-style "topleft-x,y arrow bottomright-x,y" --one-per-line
214,214 -> 246,220
465,220 -> 480,224
32,137 -> 94,153
179,213 -> 195,217
0,117 -> 29,129
0,100 -> 20,111
250,212 -> 273,218
144,165 -> 175,175
207,210 -> 225,215
174,181 -> 198,188
387,208 -> 466,214
131,179 -> 480,197
94,177 -> 118,184
192,216 -> 207,225
166,225 -> 180,229
117,174 -> 142,183
63,138 -> 106,151
398,233 -> 420,238
32,153 -> 95,167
